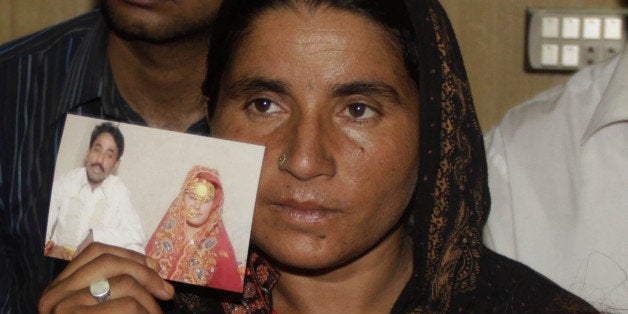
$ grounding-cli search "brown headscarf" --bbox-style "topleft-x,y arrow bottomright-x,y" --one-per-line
165,0 -> 596,312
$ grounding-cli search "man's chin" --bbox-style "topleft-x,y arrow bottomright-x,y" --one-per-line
86,174 -> 106,186
102,3 -> 211,44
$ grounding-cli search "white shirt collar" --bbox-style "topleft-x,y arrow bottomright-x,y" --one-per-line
582,44 -> 628,144
79,166 -> 113,193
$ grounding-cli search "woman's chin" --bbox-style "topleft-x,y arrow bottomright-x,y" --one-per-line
270,252 -> 350,274
254,234 -> 360,273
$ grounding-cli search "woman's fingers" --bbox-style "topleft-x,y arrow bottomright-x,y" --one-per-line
43,275 -> 164,314
52,242 -> 148,283
39,243 -> 174,314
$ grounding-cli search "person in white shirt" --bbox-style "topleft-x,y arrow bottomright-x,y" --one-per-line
45,122 -> 145,260
483,43 -> 628,312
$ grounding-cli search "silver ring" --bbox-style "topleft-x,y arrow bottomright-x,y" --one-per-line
89,279 -> 111,303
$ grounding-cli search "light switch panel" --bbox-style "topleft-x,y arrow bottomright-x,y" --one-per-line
527,7 -> 628,71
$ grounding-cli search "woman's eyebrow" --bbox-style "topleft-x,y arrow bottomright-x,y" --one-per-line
333,81 -> 402,105
225,77 -> 289,97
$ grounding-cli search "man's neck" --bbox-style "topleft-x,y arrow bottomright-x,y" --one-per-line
107,33 -> 209,132
272,230 -> 414,313
87,177 -> 104,192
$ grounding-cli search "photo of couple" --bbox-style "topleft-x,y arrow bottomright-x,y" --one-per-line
44,114 -> 264,292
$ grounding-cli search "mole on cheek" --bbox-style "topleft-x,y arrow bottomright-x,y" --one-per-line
318,234 -> 326,239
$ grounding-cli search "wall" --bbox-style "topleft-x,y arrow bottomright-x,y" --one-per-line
0,0 -> 624,130
0,1 -> 98,43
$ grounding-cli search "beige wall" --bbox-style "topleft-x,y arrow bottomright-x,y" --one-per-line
0,1 -> 97,44
1,1 -> 624,130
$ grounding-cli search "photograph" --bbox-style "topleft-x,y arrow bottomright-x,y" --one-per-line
44,114 -> 264,292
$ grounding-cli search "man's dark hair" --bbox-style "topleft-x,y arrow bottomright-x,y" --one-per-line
89,122 -> 125,158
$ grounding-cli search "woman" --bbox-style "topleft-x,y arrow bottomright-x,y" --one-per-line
145,165 -> 242,292
39,0 -> 596,312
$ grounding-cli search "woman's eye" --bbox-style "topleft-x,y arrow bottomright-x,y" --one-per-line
345,102 -> 376,119
248,98 -> 279,113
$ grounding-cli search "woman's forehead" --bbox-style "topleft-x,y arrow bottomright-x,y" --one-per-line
226,7 -> 413,94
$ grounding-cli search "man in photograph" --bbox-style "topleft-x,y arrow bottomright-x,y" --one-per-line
45,122 -> 145,260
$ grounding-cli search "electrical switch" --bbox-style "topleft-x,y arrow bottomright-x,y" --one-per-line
604,17 -> 623,39
561,45 -> 580,66
541,44 -> 560,65
583,17 -> 602,39
562,17 -> 581,39
542,17 -> 560,38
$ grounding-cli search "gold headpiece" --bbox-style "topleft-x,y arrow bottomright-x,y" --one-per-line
185,178 -> 216,203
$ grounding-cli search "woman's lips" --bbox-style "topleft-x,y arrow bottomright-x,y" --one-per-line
122,0 -> 162,9
271,200 -> 342,224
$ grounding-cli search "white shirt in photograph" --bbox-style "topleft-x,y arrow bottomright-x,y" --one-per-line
46,167 -> 146,254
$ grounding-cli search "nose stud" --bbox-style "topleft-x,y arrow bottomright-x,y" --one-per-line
278,153 -> 287,169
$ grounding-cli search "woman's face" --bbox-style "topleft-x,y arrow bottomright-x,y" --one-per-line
211,6 -> 420,270
184,191 -> 215,228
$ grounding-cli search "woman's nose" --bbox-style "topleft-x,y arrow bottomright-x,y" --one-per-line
279,116 -> 336,181
193,200 -> 202,209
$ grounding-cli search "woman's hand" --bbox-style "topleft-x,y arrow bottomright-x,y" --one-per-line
38,242 -> 175,314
